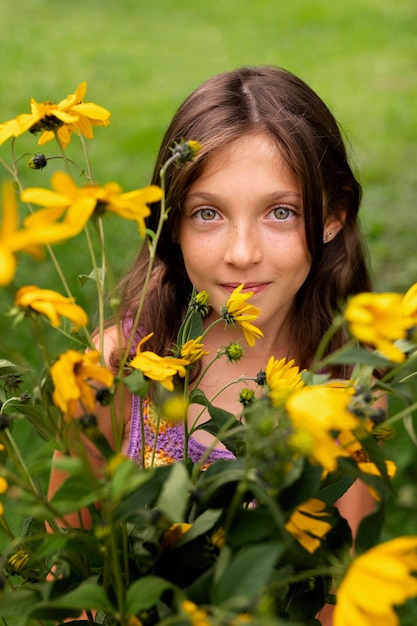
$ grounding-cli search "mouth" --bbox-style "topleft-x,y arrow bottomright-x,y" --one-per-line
220,282 -> 270,295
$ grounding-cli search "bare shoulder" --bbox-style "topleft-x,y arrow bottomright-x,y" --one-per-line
91,324 -> 125,369
90,324 -> 133,436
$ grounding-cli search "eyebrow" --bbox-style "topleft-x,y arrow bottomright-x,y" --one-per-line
185,190 -> 303,203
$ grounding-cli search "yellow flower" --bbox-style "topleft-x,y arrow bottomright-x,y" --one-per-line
129,333 -> 190,391
180,336 -> 209,363
265,356 -> 304,407
285,498 -> 332,554
286,384 -> 358,471
160,394 -> 189,422
106,453 -> 127,478
337,428 -> 397,499
22,171 -> 162,238
334,536 -> 417,626
221,284 -> 264,347
162,523 -> 192,550
402,282 -> 417,317
15,285 -> 88,330
211,527 -> 226,550
181,600 -> 211,626
51,349 -> 114,420
7,550 -> 31,573
358,460 -> 397,501
0,181 -> 76,285
0,82 -> 110,148
344,291 -> 417,362
0,477 -> 8,494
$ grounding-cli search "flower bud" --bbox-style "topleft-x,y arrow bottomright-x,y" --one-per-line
239,388 -> 255,407
225,342 -> 244,363
255,370 -> 266,387
190,290 -> 210,317
27,153 -> 47,170
170,139 -> 201,164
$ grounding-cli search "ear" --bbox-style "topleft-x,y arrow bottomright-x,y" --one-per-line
323,210 -> 346,244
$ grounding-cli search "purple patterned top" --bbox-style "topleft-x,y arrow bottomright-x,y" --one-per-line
123,317 -> 235,467
126,394 -> 235,467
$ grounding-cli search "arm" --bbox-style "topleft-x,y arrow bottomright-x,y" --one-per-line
317,392 -> 387,625
48,325 -> 132,529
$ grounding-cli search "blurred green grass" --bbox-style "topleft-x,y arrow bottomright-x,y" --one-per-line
1,0 -> 417,620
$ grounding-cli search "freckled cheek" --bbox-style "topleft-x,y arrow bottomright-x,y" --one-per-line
179,233 -> 220,283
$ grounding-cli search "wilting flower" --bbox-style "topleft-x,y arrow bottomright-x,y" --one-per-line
285,499 -> 332,554
0,181 -> 76,286
51,349 -> 114,419
334,536 -> 417,626
15,285 -> 88,330
221,284 -> 264,347
265,356 -> 304,407
162,523 -> 192,550
0,82 -> 110,148
130,333 -> 189,391
180,336 -> 209,363
344,290 -> 417,362
286,383 -> 358,471
22,171 -> 162,237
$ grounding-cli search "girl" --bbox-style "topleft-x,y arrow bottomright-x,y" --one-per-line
49,66 -> 375,622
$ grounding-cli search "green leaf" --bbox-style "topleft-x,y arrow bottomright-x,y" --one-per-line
355,498 -> 387,554
0,359 -> 28,377
124,369 -> 151,398
189,388 -> 242,454
212,541 -> 283,606
78,268 -> 104,288
157,461 -> 190,521
125,576 -> 179,615
177,309 -> 204,347
327,346 -> 392,368
30,579 -> 114,614
316,472 -> 355,505
174,509 -> 222,546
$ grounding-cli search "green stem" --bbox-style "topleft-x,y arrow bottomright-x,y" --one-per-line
121,153 -> 183,368
84,221 -> 105,345
383,399 -> 417,428
78,133 -> 94,183
55,134 -> 72,175
310,315 -> 345,371
0,429 -> 39,494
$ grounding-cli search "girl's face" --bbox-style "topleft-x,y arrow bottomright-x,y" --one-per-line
178,133 -> 312,336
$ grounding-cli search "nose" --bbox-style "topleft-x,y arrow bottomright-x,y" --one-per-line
223,223 -> 262,268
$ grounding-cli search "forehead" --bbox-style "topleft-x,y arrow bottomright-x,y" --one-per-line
191,132 -> 300,190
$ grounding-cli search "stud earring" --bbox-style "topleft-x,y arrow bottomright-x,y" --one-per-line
323,231 -> 332,244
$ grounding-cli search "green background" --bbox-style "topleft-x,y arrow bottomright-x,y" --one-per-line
1,0 -> 417,621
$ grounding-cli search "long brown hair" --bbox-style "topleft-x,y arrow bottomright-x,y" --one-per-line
116,66 -> 371,375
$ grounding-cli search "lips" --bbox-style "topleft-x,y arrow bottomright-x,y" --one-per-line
220,282 -> 270,295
